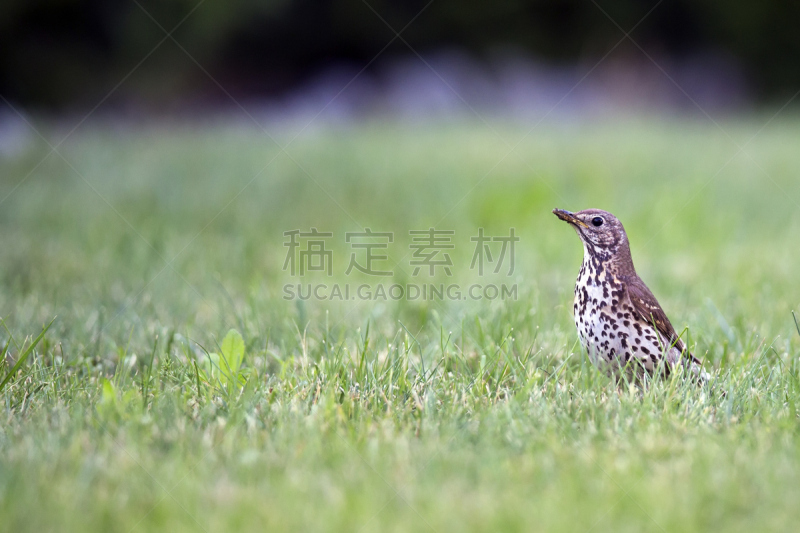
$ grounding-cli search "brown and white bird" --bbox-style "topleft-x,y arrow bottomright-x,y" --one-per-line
553,208 -> 708,382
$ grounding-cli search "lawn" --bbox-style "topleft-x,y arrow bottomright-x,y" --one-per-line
1,114 -> 799,532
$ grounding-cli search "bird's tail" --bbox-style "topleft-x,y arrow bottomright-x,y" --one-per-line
684,353 -> 727,397
683,352 -> 712,385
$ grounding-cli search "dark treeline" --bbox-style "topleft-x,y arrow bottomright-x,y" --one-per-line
1,0 -> 798,108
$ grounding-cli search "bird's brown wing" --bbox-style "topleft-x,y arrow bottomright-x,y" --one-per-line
623,276 -> 697,363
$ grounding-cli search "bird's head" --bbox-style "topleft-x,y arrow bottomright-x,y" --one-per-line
552,208 -> 630,258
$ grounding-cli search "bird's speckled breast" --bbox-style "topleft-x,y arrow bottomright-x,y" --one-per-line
573,252 -> 678,375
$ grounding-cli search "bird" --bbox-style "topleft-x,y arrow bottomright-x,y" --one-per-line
553,208 -> 708,383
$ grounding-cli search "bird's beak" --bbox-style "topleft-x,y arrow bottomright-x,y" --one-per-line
553,208 -> 588,228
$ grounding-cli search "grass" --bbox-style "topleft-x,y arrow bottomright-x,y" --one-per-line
1,114 -> 800,532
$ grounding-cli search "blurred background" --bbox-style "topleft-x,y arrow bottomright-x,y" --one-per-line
1,0 -> 799,349
2,0 -> 799,116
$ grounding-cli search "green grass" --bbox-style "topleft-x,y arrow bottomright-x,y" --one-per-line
1,115 -> 800,532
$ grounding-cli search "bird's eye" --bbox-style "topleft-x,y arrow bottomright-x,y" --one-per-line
591,217 -> 604,227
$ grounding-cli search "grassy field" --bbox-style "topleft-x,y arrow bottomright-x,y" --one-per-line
1,115 -> 800,532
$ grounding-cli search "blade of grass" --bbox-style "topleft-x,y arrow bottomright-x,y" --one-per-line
0,317 -> 56,394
